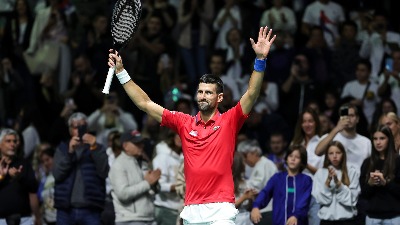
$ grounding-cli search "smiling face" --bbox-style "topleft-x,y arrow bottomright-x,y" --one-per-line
197,83 -> 223,113
302,112 -> 316,138
381,116 -> 400,136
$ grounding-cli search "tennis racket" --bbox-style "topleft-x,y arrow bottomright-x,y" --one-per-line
102,0 -> 142,94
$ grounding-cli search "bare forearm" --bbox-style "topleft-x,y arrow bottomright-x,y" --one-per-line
315,129 -> 339,156
240,70 -> 264,114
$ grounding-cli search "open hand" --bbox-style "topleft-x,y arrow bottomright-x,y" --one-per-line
250,26 -> 276,60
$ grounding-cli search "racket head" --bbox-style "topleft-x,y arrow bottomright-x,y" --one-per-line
111,0 -> 142,50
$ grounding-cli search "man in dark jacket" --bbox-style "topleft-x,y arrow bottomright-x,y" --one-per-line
53,112 -> 109,225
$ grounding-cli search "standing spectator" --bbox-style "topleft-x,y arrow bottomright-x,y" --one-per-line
370,98 -> 397,132
260,0 -> 297,35
177,0 -> 214,90
109,130 -> 161,225
291,107 -> 322,225
341,59 -> 379,126
312,141 -> 360,225
237,139 -> 278,225
359,12 -> 400,80
53,112 -> 109,225
315,104 -> 371,170
302,0 -> 345,49
280,53 -> 320,129
213,0 -> 242,50
0,128 -> 42,225
152,131 -> 183,225
87,91 -> 138,146
250,145 -> 312,225
377,49 -> 400,113
360,125 -> 400,225
331,20 -> 361,88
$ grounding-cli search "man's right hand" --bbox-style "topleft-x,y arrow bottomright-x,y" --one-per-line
69,136 -> 80,153
144,169 -> 161,185
108,49 -> 124,74
334,116 -> 349,132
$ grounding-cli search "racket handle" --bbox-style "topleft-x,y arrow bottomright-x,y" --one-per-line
102,67 -> 115,94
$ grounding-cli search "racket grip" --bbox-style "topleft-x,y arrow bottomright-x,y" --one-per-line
102,67 -> 115,94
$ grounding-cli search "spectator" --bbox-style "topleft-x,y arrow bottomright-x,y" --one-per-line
370,98 -> 397,132
250,145 -> 312,225
53,112 -> 109,225
0,128 -> 42,225
359,12 -> 400,80
319,113 -> 333,135
331,20 -> 361,88
213,0 -> 242,50
152,130 -> 183,225
377,49 -> 400,113
141,0 -> 178,33
315,104 -> 371,170
291,107 -> 322,225
312,141 -> 360,225
232,152 -> 257,225
87,91 -> 138,146
260,0 -> 297,35
237,139 -> 278,225
177,0 -> 214,89
341,59 -> 379,126
109,130 -> 161,225
39,147 -> 56,225
281,53 -> 320,128
266,132 -> 287,172
302,0 -> 345,49
360,125 -> 400,225
379,112 -> 400,153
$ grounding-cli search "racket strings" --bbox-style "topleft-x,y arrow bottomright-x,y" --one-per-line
111,0 -> 141,46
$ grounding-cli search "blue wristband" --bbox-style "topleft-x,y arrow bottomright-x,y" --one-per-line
254,58 -> 267,72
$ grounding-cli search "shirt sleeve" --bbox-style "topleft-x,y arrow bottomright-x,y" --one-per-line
161,109 -> 191,132
226,102 -> 249,132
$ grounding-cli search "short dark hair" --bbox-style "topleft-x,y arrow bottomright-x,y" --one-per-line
199,74 -> 224,94
285,144 -> 308,172
357,59 -> 372,71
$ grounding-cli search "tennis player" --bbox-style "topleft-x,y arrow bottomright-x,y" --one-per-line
107,26 -> 276,225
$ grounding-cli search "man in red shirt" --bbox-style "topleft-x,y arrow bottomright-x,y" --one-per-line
107,26 -> 276,225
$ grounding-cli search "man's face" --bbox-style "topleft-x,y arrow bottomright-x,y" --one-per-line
269,135 -> 286,155
0,134 -> 17,157
355,63 -> 370,82
345,108 -> 359,130
69,119 -> 86,137
197,83 -> 222,113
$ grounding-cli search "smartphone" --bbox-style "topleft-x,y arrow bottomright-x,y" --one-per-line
77,124 -> 87,140
385,58 -> 393,72
340,106 -> 349,117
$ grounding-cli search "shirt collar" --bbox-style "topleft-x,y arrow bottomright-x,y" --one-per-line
195,110 -> 222,125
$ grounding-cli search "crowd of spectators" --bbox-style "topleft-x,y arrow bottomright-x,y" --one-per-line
1,0 -> 400,225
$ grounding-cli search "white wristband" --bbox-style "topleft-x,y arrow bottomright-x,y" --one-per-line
116,69 -> 131,84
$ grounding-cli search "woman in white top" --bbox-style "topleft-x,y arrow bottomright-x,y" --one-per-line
312,141 -> 360,225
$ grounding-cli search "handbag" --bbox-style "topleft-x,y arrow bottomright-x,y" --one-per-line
23,41 -> 60,75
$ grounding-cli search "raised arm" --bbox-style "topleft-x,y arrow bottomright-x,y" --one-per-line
240,26 -> 276,115
108,50 -> 164,123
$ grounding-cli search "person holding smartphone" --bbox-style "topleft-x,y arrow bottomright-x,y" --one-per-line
53,112 -> 109,225
378,49 -> 400,114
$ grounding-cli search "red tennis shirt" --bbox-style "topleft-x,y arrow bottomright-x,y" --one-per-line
161,102 -> 248,205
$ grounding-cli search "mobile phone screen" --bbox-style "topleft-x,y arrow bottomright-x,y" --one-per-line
340,107 -> 349,116
385,58 -> 393,72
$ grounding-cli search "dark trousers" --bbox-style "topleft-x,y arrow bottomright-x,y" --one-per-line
57,208 -> 101,225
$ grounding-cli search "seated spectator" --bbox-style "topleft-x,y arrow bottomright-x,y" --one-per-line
213,0 -> 241,50
260,0 -> 297,35
379,112 -> 400,153
266,132 -> 288,172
